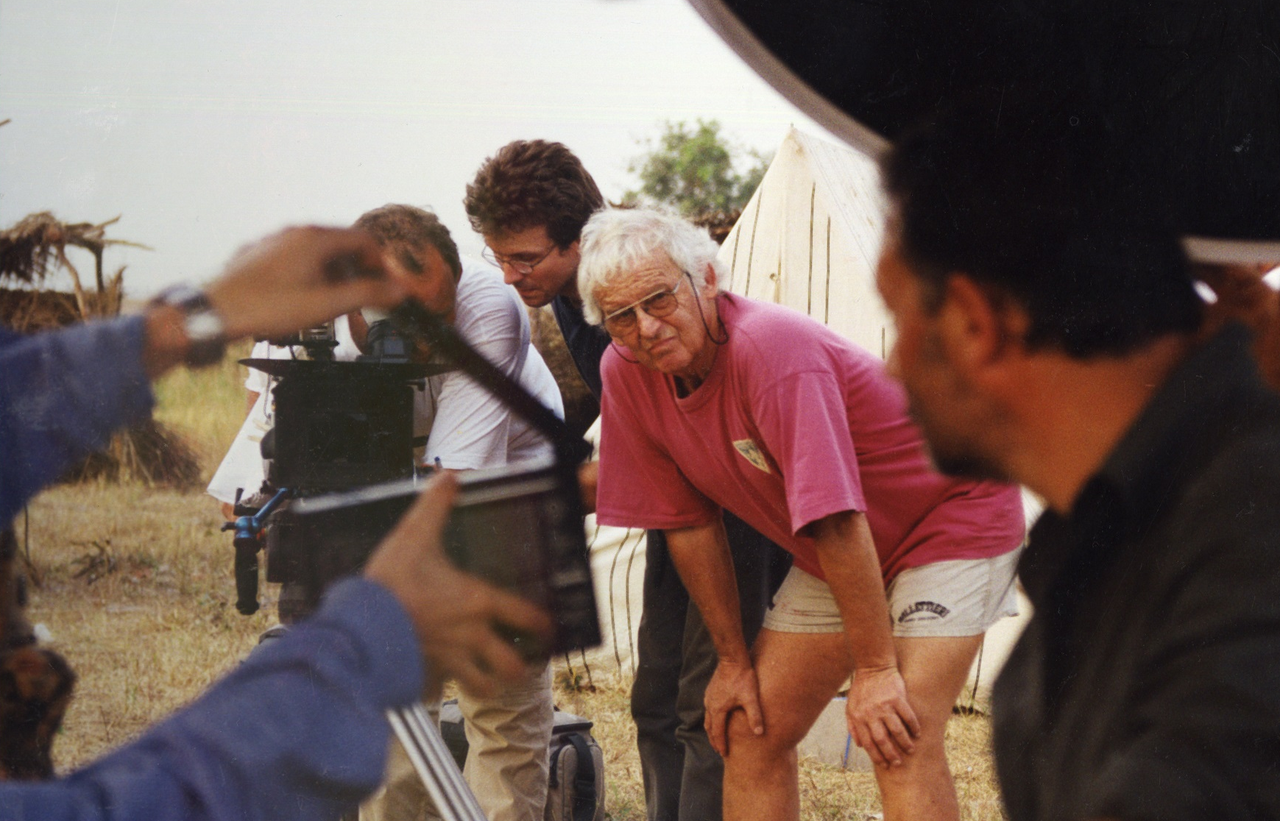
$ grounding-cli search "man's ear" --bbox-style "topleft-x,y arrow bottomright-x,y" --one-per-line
702,262 -> 718,293
938,274 -> 1028,374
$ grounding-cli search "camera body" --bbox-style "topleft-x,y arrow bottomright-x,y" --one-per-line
232,316 -> 601,658
278,456 -> 599,658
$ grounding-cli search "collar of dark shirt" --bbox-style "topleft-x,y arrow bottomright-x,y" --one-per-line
1021,323 -> 1272,605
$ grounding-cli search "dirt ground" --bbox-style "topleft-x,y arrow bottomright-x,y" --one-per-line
17,352 -> 1009,820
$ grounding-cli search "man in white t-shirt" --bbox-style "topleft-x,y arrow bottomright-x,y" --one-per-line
208,204 -> 563,821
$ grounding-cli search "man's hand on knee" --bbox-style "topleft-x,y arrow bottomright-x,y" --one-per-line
703,657 -> 765,757
846,665 -> 920,768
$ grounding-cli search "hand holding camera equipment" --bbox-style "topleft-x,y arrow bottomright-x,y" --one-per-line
223,299 -> 600,821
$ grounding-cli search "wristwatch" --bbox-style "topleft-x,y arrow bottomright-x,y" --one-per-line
150,284 -> 227,367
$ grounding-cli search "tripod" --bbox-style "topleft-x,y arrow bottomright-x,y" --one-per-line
386,703 -> 488,821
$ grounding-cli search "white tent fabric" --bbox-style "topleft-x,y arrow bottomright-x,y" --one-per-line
719,126 -> 894,360
562,418 -> 646,682
573,127 -> 1031,706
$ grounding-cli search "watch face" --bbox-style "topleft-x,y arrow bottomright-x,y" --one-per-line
154,285 -> 226,365
689,0 -> 1280,254
186,311 -> 224,343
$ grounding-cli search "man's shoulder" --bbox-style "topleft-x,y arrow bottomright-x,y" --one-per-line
722,294 -> 884,386
457,257 -> 511,300
1156,338 -> 1280,540
599,344 -> 627,381
455,258 -> 522,336
1144,407 -> 1280,601
550,294 -> 601,346
727,295 -> 870,356
1179,419 -> 1280,531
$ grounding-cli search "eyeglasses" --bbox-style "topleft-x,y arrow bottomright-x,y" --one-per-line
481,243 -> 558,275
602,273 -> 692,337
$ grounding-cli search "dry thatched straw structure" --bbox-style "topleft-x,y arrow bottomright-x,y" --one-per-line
0,288 -> 80,334
0,212 -> 150,325
0,211 -> 199,488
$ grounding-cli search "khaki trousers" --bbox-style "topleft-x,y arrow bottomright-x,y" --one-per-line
361,664 -> 554,821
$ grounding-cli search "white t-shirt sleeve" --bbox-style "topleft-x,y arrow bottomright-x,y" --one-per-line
423,262 -> 527,470
503,344 -> 562,464
206,389 -> 271,504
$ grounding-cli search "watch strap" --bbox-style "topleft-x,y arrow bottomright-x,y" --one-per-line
150,285 -> 227,367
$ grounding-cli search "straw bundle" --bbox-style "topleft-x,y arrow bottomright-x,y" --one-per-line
1,212 -> 197,487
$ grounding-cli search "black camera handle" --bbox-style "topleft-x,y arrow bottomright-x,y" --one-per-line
390,303 -> 593,465
221,487 -> 290,615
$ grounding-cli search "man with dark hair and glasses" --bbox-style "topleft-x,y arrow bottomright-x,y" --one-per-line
464,140 -> 609,395
465,142 -> 791,821
579,208 -> 1024,821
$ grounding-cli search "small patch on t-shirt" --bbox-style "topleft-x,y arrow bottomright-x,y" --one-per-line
897,601 -> 951,623
733,439 -> 771,473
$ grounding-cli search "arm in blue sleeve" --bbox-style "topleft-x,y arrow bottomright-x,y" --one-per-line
0,577 -> 425,821
0,317 -> 156,523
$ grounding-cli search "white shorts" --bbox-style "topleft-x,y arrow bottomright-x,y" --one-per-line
762,547 -> 1022,638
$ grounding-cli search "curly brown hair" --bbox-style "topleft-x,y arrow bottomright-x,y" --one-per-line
353,204 -> 462,281
464,140 -> 604,249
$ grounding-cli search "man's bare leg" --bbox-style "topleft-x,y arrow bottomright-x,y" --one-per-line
720,628 -> 854,821
873,635 -> 983,821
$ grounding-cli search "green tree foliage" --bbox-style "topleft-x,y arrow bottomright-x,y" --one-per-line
624,119 -> 770,217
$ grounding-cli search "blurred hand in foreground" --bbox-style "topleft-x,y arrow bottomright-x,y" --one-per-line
207,226 -> 410,342
362,472 -> 554,698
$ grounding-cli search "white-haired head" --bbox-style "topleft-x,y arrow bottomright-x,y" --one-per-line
577,208 -> 727,325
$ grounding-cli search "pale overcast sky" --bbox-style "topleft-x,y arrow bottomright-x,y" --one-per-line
0,0 -> 829,298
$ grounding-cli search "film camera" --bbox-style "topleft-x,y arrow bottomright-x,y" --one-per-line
224,305 -> 600,658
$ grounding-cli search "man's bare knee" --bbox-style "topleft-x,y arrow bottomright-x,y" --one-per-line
872,713 -> 952,784
724,706 -> 804,763
727,707 -> 783,758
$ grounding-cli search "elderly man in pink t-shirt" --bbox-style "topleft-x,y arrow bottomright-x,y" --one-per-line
579,209 -> 1024,821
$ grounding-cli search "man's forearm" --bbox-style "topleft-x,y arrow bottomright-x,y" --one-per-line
140,304 -> 201,378
664,519 -> 750,663
0,316 -> 155,523
0,578 -> 421,821
810,510 -> 897,671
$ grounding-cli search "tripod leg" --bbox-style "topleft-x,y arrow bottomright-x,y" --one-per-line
386,703 -> 488,821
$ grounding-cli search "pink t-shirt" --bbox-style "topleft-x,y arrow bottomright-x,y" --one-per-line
596,294 -> 1024,583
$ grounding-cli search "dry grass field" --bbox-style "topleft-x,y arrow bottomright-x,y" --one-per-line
19,345 -> 1008,820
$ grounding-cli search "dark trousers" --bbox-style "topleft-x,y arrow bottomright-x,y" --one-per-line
631,513 -> 791,821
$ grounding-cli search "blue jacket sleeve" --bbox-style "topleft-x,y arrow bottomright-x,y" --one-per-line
0,577 -> 425,821
0,317 -> 156,524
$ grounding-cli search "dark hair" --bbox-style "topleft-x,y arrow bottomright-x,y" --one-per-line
464,140 -> 604,249
881,89 -> 1203,359
354,204 -> 461,281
